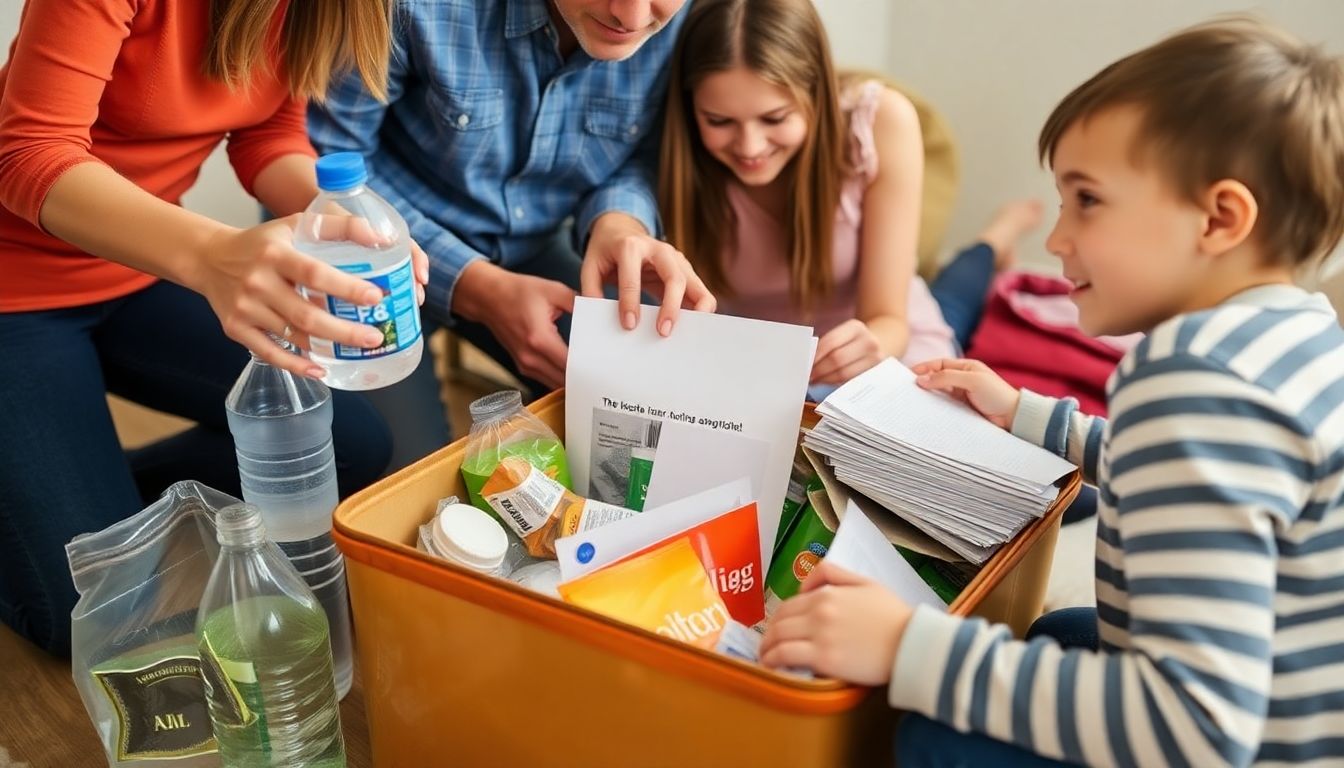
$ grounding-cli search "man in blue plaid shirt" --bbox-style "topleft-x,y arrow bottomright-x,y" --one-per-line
309,0 -> 713,394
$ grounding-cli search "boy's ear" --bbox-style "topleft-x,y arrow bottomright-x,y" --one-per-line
1199,179 -> 1258,256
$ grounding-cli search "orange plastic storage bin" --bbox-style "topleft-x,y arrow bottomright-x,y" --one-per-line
333,390 -> 1079,767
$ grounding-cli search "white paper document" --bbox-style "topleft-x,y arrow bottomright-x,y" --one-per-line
565,297 -> 815,565
554,477 -> 753,581
825,501 -> 946,611
641,419 -> 770,512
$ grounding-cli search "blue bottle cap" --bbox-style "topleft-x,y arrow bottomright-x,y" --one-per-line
315,152 -> 368,192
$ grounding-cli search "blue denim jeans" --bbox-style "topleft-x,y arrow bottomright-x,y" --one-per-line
928,241 -> 996,353
0,281 -> 392,654
894,607 -> 1099,767
358,316 -> 453,471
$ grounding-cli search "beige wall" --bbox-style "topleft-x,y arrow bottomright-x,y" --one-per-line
820,0 -> 1344,275
1318,270 -> 1344,318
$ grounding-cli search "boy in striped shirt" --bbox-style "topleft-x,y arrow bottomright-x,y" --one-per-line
760,18 -> 1344,767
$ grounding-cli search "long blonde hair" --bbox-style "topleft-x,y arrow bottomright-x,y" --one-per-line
204,0 -> 392,101
659,0 -> 848,314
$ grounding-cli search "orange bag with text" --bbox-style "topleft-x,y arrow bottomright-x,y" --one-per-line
558,538 -> 730,650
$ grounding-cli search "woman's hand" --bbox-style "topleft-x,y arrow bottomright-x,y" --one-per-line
194,215 -> 398,377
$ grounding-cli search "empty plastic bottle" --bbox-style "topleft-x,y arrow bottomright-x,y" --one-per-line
225,352 -> 354,699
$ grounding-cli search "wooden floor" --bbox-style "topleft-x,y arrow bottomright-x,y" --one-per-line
0,333 -> 506,767
0,624 -> 372,767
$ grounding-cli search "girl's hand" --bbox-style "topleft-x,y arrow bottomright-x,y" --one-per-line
812,319 -> 885,384
759,562 -> 912,686
910,358 -> 1020,430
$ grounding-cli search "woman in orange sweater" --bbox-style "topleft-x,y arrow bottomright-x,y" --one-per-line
0,0 -> 425,654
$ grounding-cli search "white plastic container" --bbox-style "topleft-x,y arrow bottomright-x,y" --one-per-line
419,503 -> 510,577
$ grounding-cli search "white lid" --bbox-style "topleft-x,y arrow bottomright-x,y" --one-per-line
432,503 -> 508,572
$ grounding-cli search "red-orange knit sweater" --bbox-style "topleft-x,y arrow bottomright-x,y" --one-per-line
0,0 -> 315,312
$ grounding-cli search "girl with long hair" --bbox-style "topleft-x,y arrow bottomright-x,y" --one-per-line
660,0 -> 1040,391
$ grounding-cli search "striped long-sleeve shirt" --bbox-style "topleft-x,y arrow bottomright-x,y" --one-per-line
889,285 -> 1344,767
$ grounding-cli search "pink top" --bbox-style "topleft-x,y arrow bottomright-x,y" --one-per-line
716,80 -> 957,366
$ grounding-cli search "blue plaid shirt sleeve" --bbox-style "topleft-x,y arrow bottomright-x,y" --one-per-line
307,35 -> 486,318
574,126 -> 662,247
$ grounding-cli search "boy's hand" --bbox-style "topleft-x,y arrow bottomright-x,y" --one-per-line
911,358 -> 1020,430
758,562 -> 912,686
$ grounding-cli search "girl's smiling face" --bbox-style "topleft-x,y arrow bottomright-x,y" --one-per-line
692,66 -> 809,187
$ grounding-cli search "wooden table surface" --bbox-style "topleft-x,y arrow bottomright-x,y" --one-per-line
0,624 -> 372,767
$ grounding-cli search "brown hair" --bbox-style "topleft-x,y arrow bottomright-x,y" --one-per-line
659,0 -> 848,313
204,0 -> 392,102
1039,17 -> 1344,267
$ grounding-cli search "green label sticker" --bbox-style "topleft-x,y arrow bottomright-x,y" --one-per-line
198,630 -> 270,756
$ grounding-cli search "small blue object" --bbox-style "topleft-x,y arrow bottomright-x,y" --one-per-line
315,152 -> 368,192
577,542 -> 595,564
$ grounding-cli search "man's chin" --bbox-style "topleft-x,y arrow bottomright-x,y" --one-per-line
579,39 -> 650,61
576,26 -> 654,61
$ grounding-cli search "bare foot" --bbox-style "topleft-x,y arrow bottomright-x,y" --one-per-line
977,199 -> 1044,270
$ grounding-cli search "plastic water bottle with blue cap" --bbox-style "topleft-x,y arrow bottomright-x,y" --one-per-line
295,152 -> 423,390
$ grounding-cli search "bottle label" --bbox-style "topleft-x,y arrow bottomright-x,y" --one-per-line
198,633 -> 270,751
327,258 -> 421,360
484,463 -> 564,537
92,654 -> 217,761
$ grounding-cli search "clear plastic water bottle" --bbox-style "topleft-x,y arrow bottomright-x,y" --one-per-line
197,503 -> 346,768
225,352 -> 354,699
295,151 -> 423,391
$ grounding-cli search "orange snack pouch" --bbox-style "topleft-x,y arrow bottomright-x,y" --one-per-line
557,538 -> 730,650
481,456 -> 635,558
620,502 -> 764,627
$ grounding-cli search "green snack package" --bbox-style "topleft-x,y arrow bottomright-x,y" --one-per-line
774,450 -> 816,551
763,502 -> 836,616
897,546 -> 976,604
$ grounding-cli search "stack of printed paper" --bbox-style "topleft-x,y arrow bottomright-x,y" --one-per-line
801,359 -> 1074,563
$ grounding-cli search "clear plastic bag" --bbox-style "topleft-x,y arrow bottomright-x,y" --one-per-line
66,481 -> 238,767
460,390 -> 571,512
